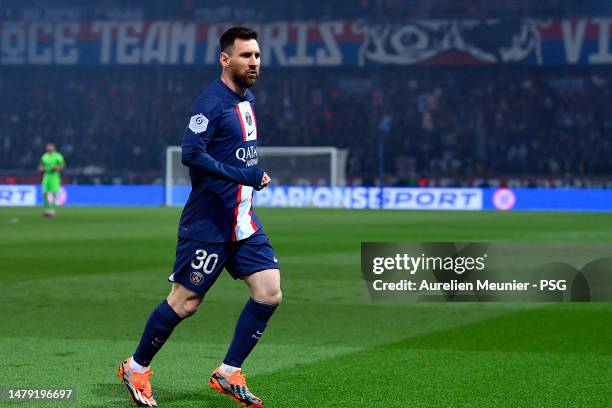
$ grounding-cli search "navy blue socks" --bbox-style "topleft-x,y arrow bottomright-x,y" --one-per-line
223,298 -> 277,368
133,300 -> 183,367
132,298 -> 276,369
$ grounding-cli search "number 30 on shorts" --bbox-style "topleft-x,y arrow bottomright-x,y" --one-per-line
190,249 -> 219,274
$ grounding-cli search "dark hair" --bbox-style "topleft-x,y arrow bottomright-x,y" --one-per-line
220,27 -> 258,53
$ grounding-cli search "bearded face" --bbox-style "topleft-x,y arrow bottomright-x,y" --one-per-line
231,63 -> 258,88
224,39 -> 260,89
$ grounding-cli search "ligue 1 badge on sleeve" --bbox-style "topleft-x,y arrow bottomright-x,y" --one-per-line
189,114 -> 209,134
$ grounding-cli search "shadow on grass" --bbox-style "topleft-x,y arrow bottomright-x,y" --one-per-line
91,383 -> 238,407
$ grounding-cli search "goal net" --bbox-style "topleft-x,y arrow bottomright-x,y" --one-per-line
165,146 -> 348,206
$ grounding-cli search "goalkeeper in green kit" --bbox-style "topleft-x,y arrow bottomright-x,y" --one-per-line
38,143 -> 65,217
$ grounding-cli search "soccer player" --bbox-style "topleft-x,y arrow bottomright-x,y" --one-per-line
117,27 -> 281,408
38,143 -> 65,217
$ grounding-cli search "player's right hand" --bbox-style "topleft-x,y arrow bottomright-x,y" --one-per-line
259,172 -> 271,190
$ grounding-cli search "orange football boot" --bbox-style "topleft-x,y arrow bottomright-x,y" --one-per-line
117,357 -> 158,407
209,368 -> 263,407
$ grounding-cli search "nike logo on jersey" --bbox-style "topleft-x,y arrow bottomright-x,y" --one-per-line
273,257 -> 278,263
248,129 -> 255,136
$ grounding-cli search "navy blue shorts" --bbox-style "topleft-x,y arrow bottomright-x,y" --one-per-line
168,230 -> 279,295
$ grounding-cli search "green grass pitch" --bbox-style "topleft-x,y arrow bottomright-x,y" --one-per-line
1,207 -> 611,407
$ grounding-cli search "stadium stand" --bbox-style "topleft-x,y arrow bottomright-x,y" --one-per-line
2,67 -> 611,185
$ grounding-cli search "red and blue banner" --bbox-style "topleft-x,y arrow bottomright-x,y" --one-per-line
1,18 -> 612,66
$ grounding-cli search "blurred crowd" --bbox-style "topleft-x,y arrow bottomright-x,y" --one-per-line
1,66 -> 611,185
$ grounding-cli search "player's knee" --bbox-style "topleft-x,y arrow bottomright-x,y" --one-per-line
180,299 -> 201,317
172,298 -> 200,318
255,289 -> 282,306
271,289 -> 282,306
167,295 -> 202,318
167,283 -> 204,318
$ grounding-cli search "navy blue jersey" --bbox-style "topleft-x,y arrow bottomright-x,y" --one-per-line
178,79 -> 265,243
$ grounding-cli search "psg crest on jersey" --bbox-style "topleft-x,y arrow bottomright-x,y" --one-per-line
189,271 -> 204,286
245,111 -> 253,126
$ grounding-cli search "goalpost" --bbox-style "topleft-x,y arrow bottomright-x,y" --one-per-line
165,146 -> 348,206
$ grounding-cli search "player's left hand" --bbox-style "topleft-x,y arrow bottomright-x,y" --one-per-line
259,172 -> 271,189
